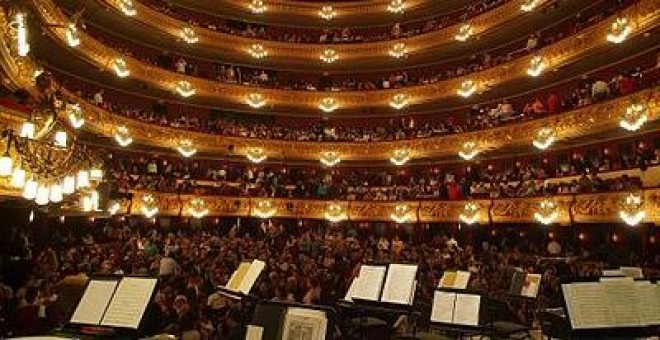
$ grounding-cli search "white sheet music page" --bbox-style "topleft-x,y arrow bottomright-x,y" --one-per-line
601,279 -> 642,327
245,325 -> 264,340
350,265 -> 386,301
430,291 -> 456,324
381,264 -> 418,304
101,277 -> 157,329
239,260 -> 266,294
635,282 -> 660,326
521,273 -> 542,298
453,294 -> 481,326
454,271 -> 471,289
563,283 -> 613,329
70,279 -> 119,325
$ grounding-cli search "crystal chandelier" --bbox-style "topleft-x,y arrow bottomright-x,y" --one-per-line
459,201 -> 480,224
245,93 -> 266,108
520,0 -> 541,12
180,26 -> 199,44
66,103 -> 85,129
619,193 -> 645,226
253,200 -> 276,219
325,203 -> 347,223
455,23 -> 473,42
390,148 -> 411,166
176,139 -> 197,157
532,127 -> 555,150
246,147 -> 267,163
318,97 -> 339,112
619,103 -> 648,131
112,58 -> 130,78
457,80 -> 477,98
320,48 -> 339,63
118,0 -> 137,16
248,43 -> 268,59
188,197 -> 209,218
388,42 -> 408,58
175,81 -> 196,97
534,199 -> 558,225
458,141 -> 479,160
527,55 -> 546,77
65,23 -> 80,47
249,0 -> 267,13
607,17 -> 631,44
389,93 -> 409,109
318,6 -> 336,21
320,151 -> 341,167
114,125 -> 133,147
387,0 -> 405,14
391,204 -> 413,223
140,193 -> 159,218
9,12 -> 30,57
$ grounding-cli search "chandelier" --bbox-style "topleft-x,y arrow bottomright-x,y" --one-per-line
534,199 -> 558,225
66,103 -> 85,129
455,23 -> 473,42
112,58 -> 130,78
180,26 -> 199,44
390,148 -> 411,166
114,125 -> 133,147
532,127 -> 555,150
140,193 -> 159,218
457,80 -> 477,98
320,151 -> 341,167
65,23 -> 80,47
391,204 -> 413,223
387,0 -> 405,14
620,103 -> 648,131
176,139 -> 197,157
318,6 -> 336,21
527,55 -> 546,77
249,0 -> 267,13
253,200 -> 276,219
520,0 -> 541,12
188,197 -> 209,218
325,203 -> 347,223
175,81 -> 196,97
245,92 -> 266,108
318,97 -> 339,112
459,201 -> 480,224
619,193 -> 645,226
389,93 -> 409,109
607,17 -> 631,44
320,48 -> 339,63
248,43 -> 268,59
458,141 -> 479,160
8,12 -> 30,57
246,147 -> 267,163
118,0 -> 137,16
388,42 -> 408,58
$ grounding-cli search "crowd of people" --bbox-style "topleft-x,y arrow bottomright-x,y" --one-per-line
75,0 -> 622,92
1,217 -> 658,338
104,138 -> 656,200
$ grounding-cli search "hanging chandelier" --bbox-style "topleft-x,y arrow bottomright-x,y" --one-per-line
607,17 -> 631,44
459,201 -> 480,224
65,23 -> 80,47
320,151 -> 341,167
188,197 -> 209,218
245,93 -> 266,108
176,139 -> 197,157
390,148 -> 411,166
455,23 -> 473,42
246,147 -> 267,163
248,43 -> 268,59
118,0 -> 137,16
388,42 -> 408,59
180,26 -> 199,44
532,127 -> 555,150
318,6 -> 336,21
114,125 -> 133,147
520,0 -> 541,12
320,48 -> 339,64
457,80 -> 477,98
325,203 -> 347,223
619,193 -> 645,226
253,200 -> 276,218
249,0 -> 267,13
112,58 -> 130,78
527,55 -> 546,77
391,204 -> 413,223
140,193 -> 159,218
534,199 -> 559,225
175,81 -> 196,97
620,103 -> 648,131
319,97 -> 339,112
387,0 -> 405,14
458,141 -> 479,160
389,93 -> 409,109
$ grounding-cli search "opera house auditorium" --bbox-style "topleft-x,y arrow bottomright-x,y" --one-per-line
0,0 -> 659,338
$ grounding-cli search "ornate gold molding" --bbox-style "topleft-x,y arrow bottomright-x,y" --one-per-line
30,0 -> 660,110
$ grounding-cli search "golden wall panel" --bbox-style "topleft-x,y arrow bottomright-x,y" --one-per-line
490,195 -> 572,224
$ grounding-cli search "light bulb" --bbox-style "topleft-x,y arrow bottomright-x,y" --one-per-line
49,183 -> 63,203
62,175 -> 76,194
23,178 -> 38,200
35,184 -> 50,205
0,154 -> 12,176
77,170 -> 90,189
20,122 -> 35,139
11,167 -> 26,188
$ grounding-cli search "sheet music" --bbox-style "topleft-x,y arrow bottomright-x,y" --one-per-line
620,266 -> 644,278
521,274 -> 542,298
239,260 -> 266,294
453,294 -> 481,326
602,269 -> 624,277
101,277 -> 158,329
430,291 -> 456,324
349,265 -> 386,301
381,264 -> 418,304
439,271 -> 470,289
227,262 -> 252,291
246,325 -> 264,340
562,283 -> 612,329
601,279 -> 641,327
281,307 -> 327,340
70,279 -> 119,325
635,282 -> 660,326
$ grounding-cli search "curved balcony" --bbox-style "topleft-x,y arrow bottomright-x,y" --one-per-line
29,0 -> 660,111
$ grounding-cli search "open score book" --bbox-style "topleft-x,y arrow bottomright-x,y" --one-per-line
225,259 -> 266,294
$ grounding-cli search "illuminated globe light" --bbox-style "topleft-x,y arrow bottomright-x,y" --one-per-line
389,93 -> 409,109
245,93 -> 266,108
459,201 -> 480,224
455,23 -> 473,42
607,17 -> 632,44
249,0 -> 267,13
319,97 -> 339,112
0,152 -> 12,176
20,121 -> 35,139
387,0 -> 405,14
532,127 -> 555,150
11,167 -> 26,188
119,0 -> 137,16
13,13 -> 30,57
49,183 -> 63,203
458,141 -> 479,160
65,23 -> 80,47
619,103 -> 648,131
253,200 -> 276,219
391,204 -> 413,223
619,193 -> 646,226
114,126 -> 133,147
388,42 -> 408,58
457,80 -> 477,98
175,81 -> 196,97
390,148 -> 411,166
112,58 -> 130,78
67,103 -> 85,129
35,183 -> 50,206
246,147 -> 267,163
320,151 -> 341,167
76,170 -> 90,189
248,44 -> 268,59
527,55 -> 546,77
318,6 -> 336,21
534,199 -> 559,225
62,175 -> 76,194
325,203 -> 347,223
177,139 -> 197,157
23,177 -> 38,200
520,0 -> 541,12
320,48 -> 339,64
180,26 -> 199,44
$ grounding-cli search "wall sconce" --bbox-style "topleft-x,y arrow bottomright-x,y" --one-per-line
320,48 -> 339,63
459,201 -> 480,224
67,103 -> 84,129
253,200 -> 276,218
387,0 -> 405,13
140,193 -> 159,218
180,26 -> 199,44
620,103 -> 648,131
455,23 -> 473,42
389,93 -> 409,109
188,197 -> 209,218
527,55 -> 546,77
457,80 -> 477,98
325,203 -> 347,223
119,0 -> 137,16
246,147 -> 267,163
65,23 -> 80,47
458,141 -> 479,160
175,81 -> 196,97
177,139 -> 197,157
114,125 -> 133,147
619,193 -> 645,226
391,204 -> 413,223
112,58 -> 130,78
607,17 -> 631,44
388,42 -> 408,58
249,0 -> 267,13
390,148 -> 411,166
520,0 -> 541,12
248,43 -> 268,59
534,199 -> 558,225
10,13 -> 30,57
319,6 -> 336,20
319,97 -> 339,112
245,93 -> 266,108
532,127 -> 555,150
320,151 -> 341,167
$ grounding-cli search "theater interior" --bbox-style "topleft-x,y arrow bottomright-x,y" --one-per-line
0,0 -> 659,339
